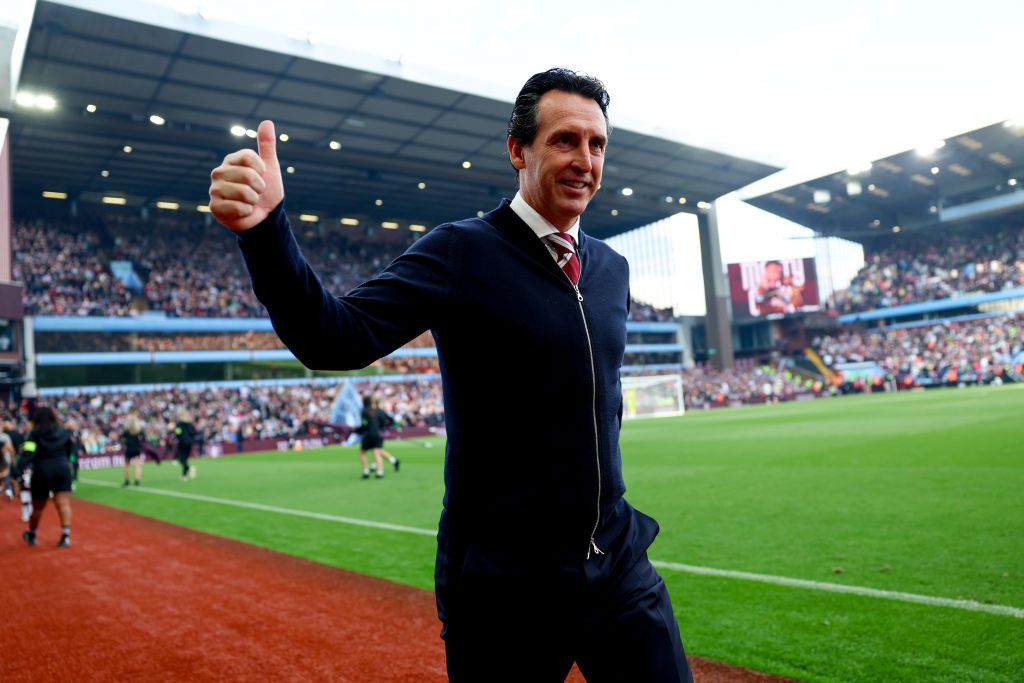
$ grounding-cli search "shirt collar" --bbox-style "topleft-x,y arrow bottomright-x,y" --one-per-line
509,192 -> 581,247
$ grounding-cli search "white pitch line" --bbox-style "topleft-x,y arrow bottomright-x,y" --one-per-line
81,478 -> 1023,619
651,561 -> 1024,619
80,478 -> 436,538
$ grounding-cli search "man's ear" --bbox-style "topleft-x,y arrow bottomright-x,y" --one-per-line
507,135 -> 527,171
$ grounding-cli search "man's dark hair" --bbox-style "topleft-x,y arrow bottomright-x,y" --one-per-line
31,406 -> 58,431
507,68 -> 611,178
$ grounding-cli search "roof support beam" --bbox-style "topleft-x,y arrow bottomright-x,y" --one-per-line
697,203 -> 734,371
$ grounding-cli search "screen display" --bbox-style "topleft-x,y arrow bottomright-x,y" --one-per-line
727,258 -> 820,318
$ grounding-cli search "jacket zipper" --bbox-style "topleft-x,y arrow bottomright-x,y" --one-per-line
570,279 -> 604,560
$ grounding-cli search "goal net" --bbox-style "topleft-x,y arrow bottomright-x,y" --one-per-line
621,374 -> 685,419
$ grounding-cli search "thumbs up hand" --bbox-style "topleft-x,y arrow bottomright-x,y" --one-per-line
209,120 -> 285,232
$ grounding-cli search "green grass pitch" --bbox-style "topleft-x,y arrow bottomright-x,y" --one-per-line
78,385 -> 1024,681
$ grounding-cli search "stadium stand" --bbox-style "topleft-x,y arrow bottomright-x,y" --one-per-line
813,313 -> 1023,388
830,225 -> 1024,314
33,378 -> 445,457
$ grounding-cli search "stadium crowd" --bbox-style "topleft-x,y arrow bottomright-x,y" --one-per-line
831,226 -> 1024,314
15,217 -> 413,318
680,364 -> 813,409
17,221 -> 136,316
36,330 -> 438,353
34,379 -> 445,456
18,216 -> 679,324
814,313 -> 1023,386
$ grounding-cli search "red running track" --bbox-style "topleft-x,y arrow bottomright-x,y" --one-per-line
0,499 -> 794,682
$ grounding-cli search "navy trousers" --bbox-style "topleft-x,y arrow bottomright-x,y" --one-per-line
440,506 -> 693,682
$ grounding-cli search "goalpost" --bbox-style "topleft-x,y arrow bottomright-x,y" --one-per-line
621,374 -> 685,419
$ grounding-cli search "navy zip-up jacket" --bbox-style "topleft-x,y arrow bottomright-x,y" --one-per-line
239,198 -> 648,577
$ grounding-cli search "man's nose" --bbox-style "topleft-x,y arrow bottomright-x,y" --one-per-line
571,145 -> 592,173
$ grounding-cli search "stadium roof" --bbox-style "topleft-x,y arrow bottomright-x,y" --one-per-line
4,0 -> 779,240
743,119 -> 1024,243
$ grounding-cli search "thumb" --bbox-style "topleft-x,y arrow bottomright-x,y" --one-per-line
257,120 -> 278,166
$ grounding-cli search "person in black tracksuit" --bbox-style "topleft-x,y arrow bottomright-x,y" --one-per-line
122,414 -> 145,487
212,68 -> 692,681
65,418 -> 85,489
173,411 -> 197,481
18,406 -> 74,548
357,396 -> 399,479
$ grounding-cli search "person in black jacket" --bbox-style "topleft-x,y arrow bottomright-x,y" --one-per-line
357,395 -> 399,479
173,410 -> 197,481
121,414 -> 145,487
18,406 -> 74,548
210,68 -> 692,681
64,418 -> 85,490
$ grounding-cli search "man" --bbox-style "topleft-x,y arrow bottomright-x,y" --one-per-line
210,68 -> 692,681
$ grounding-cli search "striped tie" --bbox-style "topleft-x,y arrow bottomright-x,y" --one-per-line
544,232 -> 580,286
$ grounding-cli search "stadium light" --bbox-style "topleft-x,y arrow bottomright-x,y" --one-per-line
677,197 -> 687,205
610,209 -> 619,216
374,198 -> 383,206
340,217 -> 359,226
42,191 -> 68,200
279,133 -> 289,142
621,187 -> 633,196
245,129 -> 257,138
123,145 -> 132,153
1009,178 -> 1019,187
329,140 -> 341,150
156,201 -> 179,210
476,211 -> 485,218
85,104 -> 97,113
381,221 -> 399,229
299,214 -> 318,222
930,166 -> 940,175
892,225 -> 901,233
100,170 -> 110,177
846,181 -> 862,196
230,125 -> 246,137
846,161 -> 872,175
409,224 -> 426,232
15,91 -> 57,110
664,196 -> 673,203
915,140 -> 945,157
417,182 -> 427,190
286,166 -> 295,174
462,161 -> 472,169
149,114 -> 166,126
196,204 -> 211,213
697,201 -> 712,210
102,196 -> 127,205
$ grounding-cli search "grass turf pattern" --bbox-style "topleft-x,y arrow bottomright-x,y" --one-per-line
78,385 -> 1024,681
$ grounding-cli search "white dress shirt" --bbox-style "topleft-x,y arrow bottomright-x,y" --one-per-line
509,192 -> 581,267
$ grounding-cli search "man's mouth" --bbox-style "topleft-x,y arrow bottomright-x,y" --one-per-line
560,180 -> 589,190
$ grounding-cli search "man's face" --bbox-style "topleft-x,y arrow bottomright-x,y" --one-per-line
508,90 -> 607,231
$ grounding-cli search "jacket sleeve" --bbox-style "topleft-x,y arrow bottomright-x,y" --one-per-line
238,201 -> 451,371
